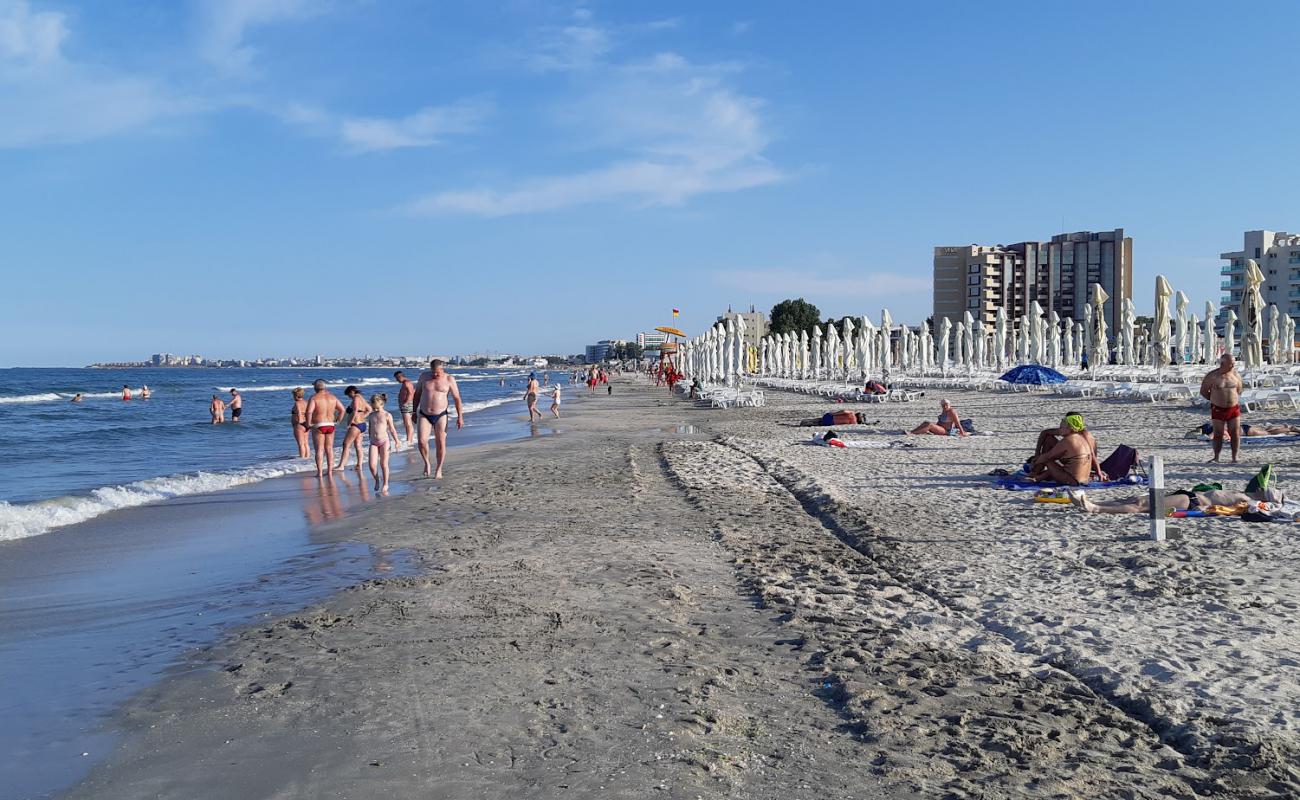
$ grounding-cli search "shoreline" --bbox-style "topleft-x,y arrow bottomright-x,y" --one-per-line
50,379 -> 1300,798
0,387 -> 581,800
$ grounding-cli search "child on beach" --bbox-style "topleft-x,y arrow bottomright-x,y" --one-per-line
366,394 -> 401,493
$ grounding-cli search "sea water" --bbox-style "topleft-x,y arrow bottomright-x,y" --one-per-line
0,366 -> 564,541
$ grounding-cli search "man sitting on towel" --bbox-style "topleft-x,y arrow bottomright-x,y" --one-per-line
1028,414 -> 1096,485
1032,412 -> 1103,481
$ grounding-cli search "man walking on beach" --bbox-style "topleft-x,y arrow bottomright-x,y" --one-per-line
1201,354 -> 1244,463
524,373 -> 542,422
394,370 -> 416,445
306,379 -> 346,478
228,389 -> 243,422
413,359 -> 464,478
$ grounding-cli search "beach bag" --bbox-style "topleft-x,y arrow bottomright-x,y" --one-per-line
960,419 -> 976,433
1100,445 -> 1140,479
1246,464 -> 1273,494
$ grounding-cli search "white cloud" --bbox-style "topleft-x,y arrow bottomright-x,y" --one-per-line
340,100 -> 491,152
713,269 -> 931,299
407,47 -> 784,217
280,98 -> 491,153
0,0 -> 188,148
526,21 -> 611,73
196,0 -> 317,76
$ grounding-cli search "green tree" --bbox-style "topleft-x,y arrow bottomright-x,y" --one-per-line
769,298 -> 822,335
626,342 -> 644,360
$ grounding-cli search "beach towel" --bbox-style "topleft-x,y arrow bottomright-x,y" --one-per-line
1197,433 -> 1300,444
996,474 -> 1148,491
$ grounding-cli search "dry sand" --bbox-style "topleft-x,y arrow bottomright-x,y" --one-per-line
63,379 -> 1300,799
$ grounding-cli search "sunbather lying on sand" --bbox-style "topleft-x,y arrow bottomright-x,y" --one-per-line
908,399 -> 966,436
1031,413 -> 1103,483
1196,422 -> 1300,437
1071,486 -> 1282,514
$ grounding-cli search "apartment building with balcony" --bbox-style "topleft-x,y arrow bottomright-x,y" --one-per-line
933,229 -> 1133,334
1218,230 -> 1300,329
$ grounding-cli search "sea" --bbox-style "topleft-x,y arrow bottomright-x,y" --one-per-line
0,365 -> 572,799
0,366 -> 565,541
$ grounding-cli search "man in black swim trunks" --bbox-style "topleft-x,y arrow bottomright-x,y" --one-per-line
412,359 -> 464,478
228,389 -> 243,422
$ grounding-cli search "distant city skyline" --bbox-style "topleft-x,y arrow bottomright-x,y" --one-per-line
3,1 -> 1300,366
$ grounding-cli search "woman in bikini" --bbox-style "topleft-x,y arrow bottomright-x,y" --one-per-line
335,386 -> 372,472
908,399 -> 968,436
290,387 -> 310,458
366,394 -> 401,493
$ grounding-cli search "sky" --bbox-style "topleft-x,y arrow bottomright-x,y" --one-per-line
2,0 -> 1299,366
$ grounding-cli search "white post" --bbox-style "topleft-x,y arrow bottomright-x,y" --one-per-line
1149,455 -> 1165,541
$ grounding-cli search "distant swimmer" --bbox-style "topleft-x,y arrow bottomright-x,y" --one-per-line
366,394 -> 400,493
524,372 -> 542,422
210,394 -> 225,424
290,388 -> 309,458
394,370 -> 416,445
140,385 -> 151,399
228,389 -> 242,422
71,393 -> 83,403
412,359 -> 464,478
306,378 -> 346,478
335,386 -> 372,472
122,385 -> 132,401
550,383 -> 561,418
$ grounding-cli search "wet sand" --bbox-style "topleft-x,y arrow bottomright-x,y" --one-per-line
60,379 -> 1300,799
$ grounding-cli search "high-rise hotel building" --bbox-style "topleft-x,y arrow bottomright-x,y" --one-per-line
1218,230 -> 1300,328
933,229 -> 1133,333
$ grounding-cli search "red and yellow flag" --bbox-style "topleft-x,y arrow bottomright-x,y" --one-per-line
672,308 -> 680,317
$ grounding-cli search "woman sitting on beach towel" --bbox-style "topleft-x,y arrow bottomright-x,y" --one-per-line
908,399 -> 967,437
1028,419 -> 1093,485
1031,413 -> 1104,482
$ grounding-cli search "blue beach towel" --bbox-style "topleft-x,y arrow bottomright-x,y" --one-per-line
995,474 -> 1148,491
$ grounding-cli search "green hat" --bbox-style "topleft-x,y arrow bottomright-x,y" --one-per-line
1064,414 -> 1085,432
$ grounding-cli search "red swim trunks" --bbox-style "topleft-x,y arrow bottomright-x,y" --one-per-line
316,425 -> 336,434
1210,404 -> 1241,422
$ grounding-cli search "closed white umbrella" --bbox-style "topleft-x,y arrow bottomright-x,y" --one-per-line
825,321 -> 840,378
722,320 -> 734,380
954,314 -> 968,369
857,317 -> 874,379
1120,298 -> 1136,366
759,337 -> 768,376
993,307 -> 1007,369
1242,259 -> 1266,368
919,322 -> 932,372
1188,314 -> 1201,365
1046,308 -> 1061,368
1062,316 -> 1073,370
1174,290 -> 1189,364
1268,304 -> 1282,365
1088,284 -> 1109,371
1224,309 -> 1238,360
1285,314 -> 1296,364
841,317 -> 856,376
810,323 -> 823,379
937,317 -> 952,371
1153,275 -> 1173,368
1204,301 -> 1217,364
880,309 -> 894,373
1027,301 -> 1043,363
735,315 -> 748,378
972,317 -> 985,369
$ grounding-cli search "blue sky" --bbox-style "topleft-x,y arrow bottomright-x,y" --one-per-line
2,0 -> 1298,366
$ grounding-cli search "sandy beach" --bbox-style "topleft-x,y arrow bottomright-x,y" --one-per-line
62,379 -> 1300,799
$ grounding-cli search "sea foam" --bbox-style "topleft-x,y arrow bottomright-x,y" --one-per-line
0,460 -> 313,542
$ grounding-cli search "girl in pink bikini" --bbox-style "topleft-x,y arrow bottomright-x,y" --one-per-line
366,394 -> 401,493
